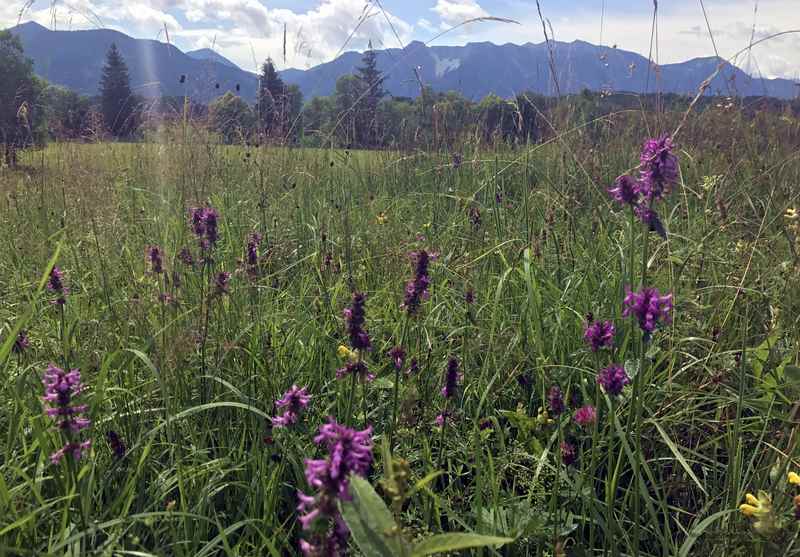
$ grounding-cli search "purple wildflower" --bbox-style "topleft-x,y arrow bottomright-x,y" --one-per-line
441,358 -> 461,399
560,441 -> 577,466
403,250 -> 432,316
623,286 -> 673,335
106,430 -> 126,459
213,271 -> 231,295
177,247 -> 194,266
42,363 -> 91,464
147,245 -> 164,274
548,385 -> 565,416
343,292 -> 371,351
336,361 -> 375,383
246,232 -> 262,271
47,266 -> 68,305
272,385 -> 311,428
407,358 -> 419,376
435,412 -> 451,427
584,320 -> 616,352
608,175 -> 640,206
597,364 -> 630,396
638,135 -> 679,200
12,330 -> 30,354
574,405 -> 597,427
465,289 -> 475,305
634,205 -> 667,239
297,420 -> 373,555
388,346 -> 405,371
189,207 -> 220,250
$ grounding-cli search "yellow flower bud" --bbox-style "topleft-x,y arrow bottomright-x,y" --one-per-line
789,471 -> 800,486
739,504 -> 757,517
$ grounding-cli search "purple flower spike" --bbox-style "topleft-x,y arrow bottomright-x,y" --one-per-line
574,405 -> 597,427
623,286 -> 673,336
388,346 -> 405,371
297,419 -> 373,555
272,385 -> 310,428
560,441 -> 577,466
43,363 -> 91,464
189,206 -> 220,250
147,245 -> 164,274
548,385 -> 565,416
344,292 -> 371,351
638,135 -> 679,201
608,175 -> 640,206
597,364 -> 630,396
584,320 -> 616,352
403,250 -> 432,316
47,266 -> 68,305
246,232 -> 262,267
441,358 -> 461,399
106,430 -> 126,459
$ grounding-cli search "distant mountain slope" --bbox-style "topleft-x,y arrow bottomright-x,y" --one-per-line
283,39 -> 797,100
8,21 -> 258,102
6,21 -> 798,102
186,48 -> 240,69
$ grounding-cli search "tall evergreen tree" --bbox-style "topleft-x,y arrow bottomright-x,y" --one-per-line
99,43 -> 135,137
0,30 -> 43,166
354,41 -> 385,147
256,58 -> 287,139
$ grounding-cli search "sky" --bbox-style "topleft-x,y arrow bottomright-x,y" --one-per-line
2,0 -> 799,79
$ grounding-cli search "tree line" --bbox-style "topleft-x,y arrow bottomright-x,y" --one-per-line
2,28 -> 800,167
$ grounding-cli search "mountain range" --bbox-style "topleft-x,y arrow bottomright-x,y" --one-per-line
7,21 -> 798,103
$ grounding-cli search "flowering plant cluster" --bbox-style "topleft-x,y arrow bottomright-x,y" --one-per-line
42,363 -> 91,465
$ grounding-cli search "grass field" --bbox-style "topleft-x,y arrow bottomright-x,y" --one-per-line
1,108 -> 800,556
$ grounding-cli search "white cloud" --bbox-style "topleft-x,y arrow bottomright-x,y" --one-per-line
432,0 -> 488,29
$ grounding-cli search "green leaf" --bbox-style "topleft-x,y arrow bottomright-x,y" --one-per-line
411,533 -> 514,556
339,475 -> 407,557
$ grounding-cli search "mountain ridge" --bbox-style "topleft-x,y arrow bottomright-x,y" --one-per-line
6,21 -> 798,102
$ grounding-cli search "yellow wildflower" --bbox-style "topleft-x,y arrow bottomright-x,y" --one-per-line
376,212 -> 388,225
789,471 -> 800,486
337,345 -> 358,362
740,491 -> 777,535
785,207 -> 799,222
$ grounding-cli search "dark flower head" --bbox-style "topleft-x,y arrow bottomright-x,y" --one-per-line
189,207 -> 220,250
388,346 -> 405,371
47,266 -> 68,305
634,206 -> 667,239
336,361 -> 375,383
147,245 -> 164,274
608,175 -> 640,206
403,250 -> 432,316
213,271 -> 231,295
177,247 -> 194,266
584,320 -> 616,352
343,292 -> 371,351
441,357 -> 461,399
246,232 -> 262,267
548,386 -> 565,416
465,289 -> 475,305
407,358 -> 419,376
574,405 -> 597,427
106,430 -> 126,459
12,330 -> 30,354
638,135 -> 679,201
623,286 -> 673,336
272,385 -> 311,428
597,364 -> 630,396
560,441 -> 577,466
434,412 -> 451,427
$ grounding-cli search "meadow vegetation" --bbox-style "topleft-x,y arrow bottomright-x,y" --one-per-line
0,103 -> 799,556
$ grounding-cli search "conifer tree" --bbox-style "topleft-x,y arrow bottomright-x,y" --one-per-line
0,30 -> 43,166
99,43 -> 135,137
355,41 -> 385,147
256,58 -> 287,138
